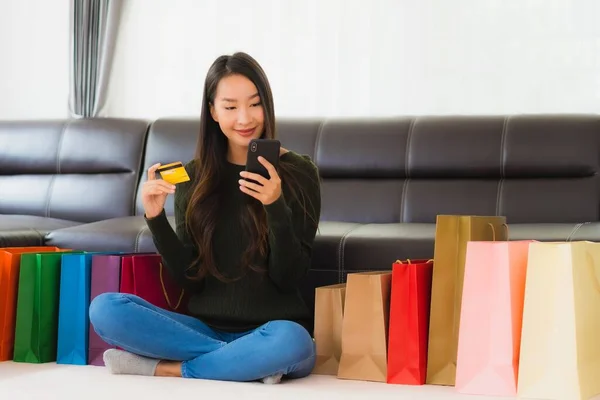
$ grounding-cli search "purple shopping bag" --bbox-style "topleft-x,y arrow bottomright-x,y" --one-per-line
88,254 -> 123,366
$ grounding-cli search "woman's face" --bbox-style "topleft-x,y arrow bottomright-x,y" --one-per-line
210,74 -> 265,151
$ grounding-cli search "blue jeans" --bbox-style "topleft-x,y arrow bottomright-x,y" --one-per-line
88,293 -> 315,381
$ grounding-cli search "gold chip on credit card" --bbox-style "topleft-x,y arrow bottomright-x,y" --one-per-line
157,162 -> 191,184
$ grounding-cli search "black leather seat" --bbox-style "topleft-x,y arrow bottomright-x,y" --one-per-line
0,118 -> 149,240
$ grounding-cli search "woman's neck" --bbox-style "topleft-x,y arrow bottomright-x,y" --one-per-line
227,144 -> 247,166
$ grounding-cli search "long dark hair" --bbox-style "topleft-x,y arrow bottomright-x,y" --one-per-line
184,52 -> 315,282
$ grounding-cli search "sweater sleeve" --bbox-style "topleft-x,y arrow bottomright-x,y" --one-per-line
264,158 -> 321,292
144,178 -> 199,290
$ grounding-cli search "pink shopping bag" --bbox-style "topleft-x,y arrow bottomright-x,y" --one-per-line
455,239 -> 533,396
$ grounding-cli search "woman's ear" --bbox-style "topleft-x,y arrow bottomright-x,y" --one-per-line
209,103 -> 218,122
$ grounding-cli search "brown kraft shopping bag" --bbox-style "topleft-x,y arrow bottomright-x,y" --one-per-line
338,271 -> 392,382
426,215 -> 507,386
313,283 -> 346,375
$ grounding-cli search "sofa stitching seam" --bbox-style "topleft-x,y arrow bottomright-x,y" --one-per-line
134,226 -> 148,252
400,178 -> 410,222
405,118 -> 416,179
338,224 -> 366,283
567,222 -> 587,242
500,116 -> 508,179
44,122 -> 69,217
313,120 -> 325,164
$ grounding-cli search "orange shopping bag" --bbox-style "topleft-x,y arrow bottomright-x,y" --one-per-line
0,247 -> 61,361
456,238 -> 533,396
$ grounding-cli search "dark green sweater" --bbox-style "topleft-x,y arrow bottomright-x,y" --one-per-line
145,151 -> 321,333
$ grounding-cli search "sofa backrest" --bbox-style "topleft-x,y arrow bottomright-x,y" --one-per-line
135,118 -> 199,216
0,118 -> 149,223
138,115 -> 600,224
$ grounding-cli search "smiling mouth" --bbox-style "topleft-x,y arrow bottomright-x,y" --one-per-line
235,127 -> 256,136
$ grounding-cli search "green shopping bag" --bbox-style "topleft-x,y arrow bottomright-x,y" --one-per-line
13,251 -> 79,363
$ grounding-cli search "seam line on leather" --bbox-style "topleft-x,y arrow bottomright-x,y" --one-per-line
134,226 -> 148,252
496,179 -> 504,216
312,120 -> 325,165
400,178 -> 410,222
405,118 -> 416,179
55,120 -> 69,174
567,222 -> 586,241
44,122 -> 69,217
338,224 -> 363,283
500,116 -> 508,178
133,122 -> 152,216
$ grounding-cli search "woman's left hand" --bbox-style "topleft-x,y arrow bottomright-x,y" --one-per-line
239,156 -> 282,205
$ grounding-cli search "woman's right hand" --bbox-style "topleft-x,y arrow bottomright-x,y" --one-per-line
141,163 -> 176,219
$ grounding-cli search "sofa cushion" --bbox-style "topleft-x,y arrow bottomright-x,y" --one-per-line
0,215 -> 80,247
45,216 -> 151,252
342,223 -> 436,278
0,230 -> 44,247
340,222 -> 600,281
0,119 -> 149,223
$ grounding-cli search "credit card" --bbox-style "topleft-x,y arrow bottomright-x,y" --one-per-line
157,161 -> 190,184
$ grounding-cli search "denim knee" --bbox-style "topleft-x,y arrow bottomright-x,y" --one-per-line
262,321 -> 315,362
88,292 -> 129,336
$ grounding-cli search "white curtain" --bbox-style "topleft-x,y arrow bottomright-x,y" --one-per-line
104,0 -> 600,119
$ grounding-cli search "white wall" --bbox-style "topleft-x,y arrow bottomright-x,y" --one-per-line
105,0 -> 600,119
0,0 -> 70,120
0,1 -> 599,120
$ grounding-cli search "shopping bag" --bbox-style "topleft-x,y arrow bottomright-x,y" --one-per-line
0,247 -> 60,361
426,215 -> 507,386
57,252 -> 116,365
338,271 -> 392,382
88,254 -> 123,366
455,240 -> 532,396
13,250 -> 79,363
518,241 -> 600,400
387,259 -> 433,385
119,253 -> 186,313
313,283 -> 346,375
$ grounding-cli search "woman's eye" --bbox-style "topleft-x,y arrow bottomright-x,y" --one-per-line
251,102 -> 262,107
225,107 -> 236,110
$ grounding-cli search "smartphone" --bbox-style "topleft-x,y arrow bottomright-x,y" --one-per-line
245,139 -> 281,180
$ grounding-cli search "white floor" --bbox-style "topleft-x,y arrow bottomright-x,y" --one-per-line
0,361 -> 519,400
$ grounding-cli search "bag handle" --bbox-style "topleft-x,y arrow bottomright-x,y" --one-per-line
394,259 -> 434,264
487,222 -> 510,241
159,262 -> 185,311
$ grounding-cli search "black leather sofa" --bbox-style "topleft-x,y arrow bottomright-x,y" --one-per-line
2,115 -> 600,313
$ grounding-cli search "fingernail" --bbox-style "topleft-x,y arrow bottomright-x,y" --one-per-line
239,171 -> 245,176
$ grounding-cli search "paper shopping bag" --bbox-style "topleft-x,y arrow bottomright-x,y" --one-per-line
88,254 -> 123,366
313,283 -> 346,375
119,253 -> 186,313
426,215 -> 507,386
456,240 -> 532,396
387,259 -> 433,385
13,251 -> 79,363
0,247 -> 60,361
338,271 -> 392,382
518,241 -> 600,400
57,252 -> 116,365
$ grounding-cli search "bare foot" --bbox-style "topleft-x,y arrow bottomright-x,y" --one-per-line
154,360 -> 183,377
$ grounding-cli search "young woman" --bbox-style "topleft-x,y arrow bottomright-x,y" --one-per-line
89,52 -> 321,383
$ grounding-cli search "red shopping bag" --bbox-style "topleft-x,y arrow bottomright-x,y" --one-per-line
387,259 -> 434,385
120,254 -> 187,313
